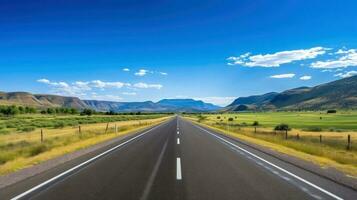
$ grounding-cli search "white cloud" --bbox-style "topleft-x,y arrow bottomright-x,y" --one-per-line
37,79 -> 50,84
123,68 -> 130,72
270,73 -> 295,79
311,49 -> 357,69
227,47 -> 328,67
159,72 -> 168,76
334,71 -> 357,78
37,79 -> 133,97
300,75 -> 312,80
122,92 -> 137,96
37,79 -> 86,96
133,82 -> 163,89
90,94 -> 123,101
91,80 -> 128,89
194,96 -> 237,107
135,69 -> 151,76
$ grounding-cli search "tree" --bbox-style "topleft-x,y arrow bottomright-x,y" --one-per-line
81,108 -> 95,116
70,108 -> 78,114
252,121 -> 259,133
46,108 -> 56,114
252,121 -> 259,126
274,123 -> 290,139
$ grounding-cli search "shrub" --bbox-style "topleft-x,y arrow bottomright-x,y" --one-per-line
54,122 -> 65,129
303,127 -> 322,132
80,109 -> 95,116
228,117 -> 234,121
21,126 -> 36,132
197,115 -> 207,122
274,124 -> 290,131
217,116 -> 221,119
0,129 -> 10,134
252,121 -> 259,126
327,110 -> 337,114
28,144 -> 48,157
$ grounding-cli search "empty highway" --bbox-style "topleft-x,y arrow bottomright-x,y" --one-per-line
1,117 -> 356,200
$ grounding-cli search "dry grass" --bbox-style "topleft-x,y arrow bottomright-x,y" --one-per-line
186,116 -> 357,177
0,116 -> 170,175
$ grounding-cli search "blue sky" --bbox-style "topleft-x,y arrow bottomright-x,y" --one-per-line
1,0 -> 357,106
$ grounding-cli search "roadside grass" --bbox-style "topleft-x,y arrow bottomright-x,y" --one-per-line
185,114 -> 357,176
0,116 -> 170,175
203,111 -> 357,131
0,114 -> 168,135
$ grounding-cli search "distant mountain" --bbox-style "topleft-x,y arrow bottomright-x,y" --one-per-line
157,99 -> 220,112
83,100 -> 167,112
226,75 -> 357,111
0,92 -> 88,109
0,92 -> 221,112
84,99 -> 221,112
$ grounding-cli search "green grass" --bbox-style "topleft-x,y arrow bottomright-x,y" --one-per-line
0,114 -> 168,134
191,111 -> 357,131
185,112 -> 357,175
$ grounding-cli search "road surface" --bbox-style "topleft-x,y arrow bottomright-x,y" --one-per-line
1,117 -> 356,200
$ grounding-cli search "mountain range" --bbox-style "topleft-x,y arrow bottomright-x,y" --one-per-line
1,75 -> 356,112
226,75 -> 357,111
0,92 -> 221,112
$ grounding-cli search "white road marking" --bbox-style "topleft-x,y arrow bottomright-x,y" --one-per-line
177,138 -> 180,145
176,158 -> 182,180
11,121 -> 169,200
194,125 -> 344,200
177,131 -> 179,135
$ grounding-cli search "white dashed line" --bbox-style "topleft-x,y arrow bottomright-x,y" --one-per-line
176,158 -> 182,180
177,138 -> 180,145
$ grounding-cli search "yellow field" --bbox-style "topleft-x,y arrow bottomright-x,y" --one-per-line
0,116 -> 170,175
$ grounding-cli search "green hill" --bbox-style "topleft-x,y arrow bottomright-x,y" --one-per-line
227,75 -> 357,110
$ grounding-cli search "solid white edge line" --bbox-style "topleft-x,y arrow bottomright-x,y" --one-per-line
177,138 -> 180,145
11,121 -> 169,200
176,158 -> 182,180
194,125 -> 344,200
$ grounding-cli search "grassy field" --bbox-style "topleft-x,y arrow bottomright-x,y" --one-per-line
185,112 -> 357,176
0,114 -> 171,175
202,111 -> 357,131
0,114 -> 168,135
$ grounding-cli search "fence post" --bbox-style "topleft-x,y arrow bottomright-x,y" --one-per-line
285,130 -> 288,139
105,123 -> 109,134
41,129 -> 43,143
319,135 -> 322,143
296,134 -> 299,140
347,134 -> 351,150
79,126 -> 81,134
115,124 -> 117,133
254,127 -> 257,133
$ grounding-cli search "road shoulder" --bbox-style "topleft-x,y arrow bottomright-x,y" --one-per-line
186,118 -> 357,191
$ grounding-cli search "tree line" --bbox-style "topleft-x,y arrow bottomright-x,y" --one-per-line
0,105 -> 80,116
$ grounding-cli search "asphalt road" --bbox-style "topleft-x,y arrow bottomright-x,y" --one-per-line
1,116 -> 356,200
